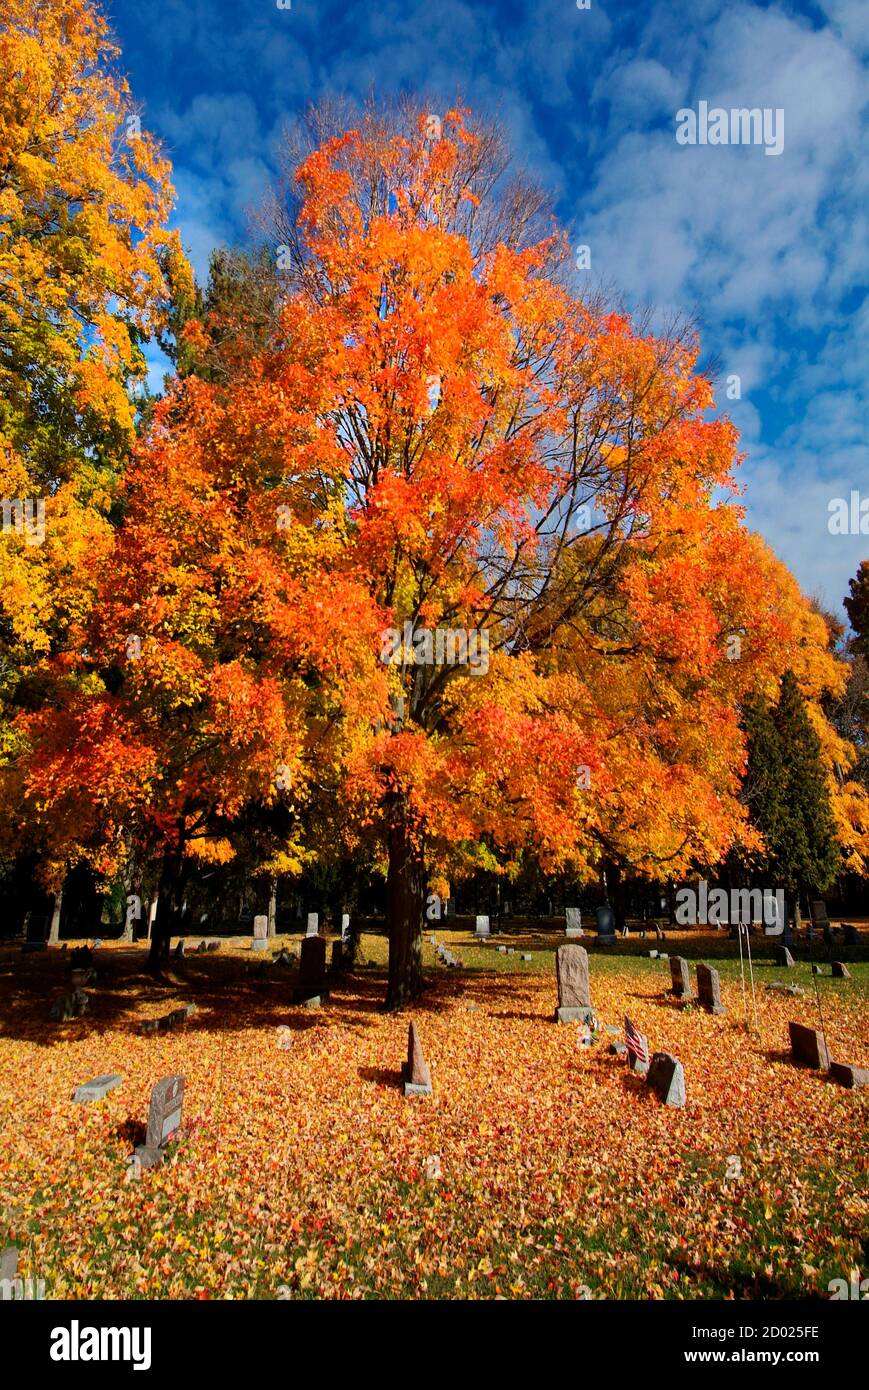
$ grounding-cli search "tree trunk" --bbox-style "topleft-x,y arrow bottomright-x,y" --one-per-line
147,846 -> 184,970
268,879 -> 277,938
384,805 -> 425,1011
606,860 -> 627,933
47,885 -> 64,946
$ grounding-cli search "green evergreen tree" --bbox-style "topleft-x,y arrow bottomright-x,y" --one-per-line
844,559 -> 869,665
742,673 -> 839,927
773,670 -> 840,921
742,693 -> 787,878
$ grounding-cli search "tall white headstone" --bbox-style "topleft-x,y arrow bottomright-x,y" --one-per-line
252,915 -> 269,951
565,907 -> 583,937
341,913 -> 350,942
475,915 -> 490,938
306,913 -> 319,937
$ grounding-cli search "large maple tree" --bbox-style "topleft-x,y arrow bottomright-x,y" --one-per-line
17,102 -> 866,1000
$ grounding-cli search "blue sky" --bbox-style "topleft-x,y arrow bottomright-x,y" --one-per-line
107,0 -> 868,617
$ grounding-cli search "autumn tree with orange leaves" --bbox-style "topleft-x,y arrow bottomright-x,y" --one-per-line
17,100 -> 867,1000
0,0 -> 186,923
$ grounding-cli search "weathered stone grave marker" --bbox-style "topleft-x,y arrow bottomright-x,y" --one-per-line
669,956 -> 693,1000
829,1061 -> 869,1089
554,943 -> 592,1024
306,912 -> 319,937
788,1022 -> 830,1070
774,945 -> 795,968
294,934 -> 328,1004
475,915 -> 490,938
565,907 -> 583,937
49,988 -> 88,1021
696,963 -> 726,1015
251,915 -> 269,952
73,1074 -> 122,1104
647,1052 -> 687,1107
595,905 -> 616,943
132,1074 -> 184,1170
402,1021 -> 433,1096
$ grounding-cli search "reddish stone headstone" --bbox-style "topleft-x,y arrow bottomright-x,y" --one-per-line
402,1022 -> 432,1096
788,1022 -> 830,1070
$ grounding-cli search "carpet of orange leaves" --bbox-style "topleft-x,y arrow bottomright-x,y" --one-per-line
1,933 -> 866,1300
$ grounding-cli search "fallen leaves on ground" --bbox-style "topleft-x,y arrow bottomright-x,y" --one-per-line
0,934 -> 866,1300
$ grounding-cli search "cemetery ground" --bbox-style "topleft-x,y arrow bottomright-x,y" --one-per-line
1,928 -> 866,1301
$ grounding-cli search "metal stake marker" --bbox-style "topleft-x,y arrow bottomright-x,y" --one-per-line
737,917 -> 748,1023
744,921 -> 759,1033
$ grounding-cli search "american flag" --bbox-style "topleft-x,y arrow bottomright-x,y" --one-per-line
624,1015 -> 649,1064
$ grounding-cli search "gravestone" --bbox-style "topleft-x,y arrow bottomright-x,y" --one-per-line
445,898 -> 455,917
554,943 -> 592,1024
788,1022 -> 830,1070
174,940 -> 186,959
829,1061 -> 869,1089
696,963 -> 726,1015
251,915 -> 269,952
306,913 -> 319,937
134,1075 -> 184,1170
341,914 -> 350,942
294,935 -> 328,1003
402,1021 -> 433,1096
565,907 -> 583,937
774,945 -> 795,968
609,1041 -> 627,1056
49,988 -> 88,1021
842,924 -> 858,945
521,953 -> 532,962
73,1074 -> 122,1104
1,1246 -> 17,1286
648,949 -> 658,959
669,956 -> 693,1000
595,905 -> 616,942
647,1052 -> 687,1107
475,915 -> 490,938
831,961 -> 851,979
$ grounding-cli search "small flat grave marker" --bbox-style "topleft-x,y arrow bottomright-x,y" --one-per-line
73,1074 -> 122,1104
829,1061 -> 869,1089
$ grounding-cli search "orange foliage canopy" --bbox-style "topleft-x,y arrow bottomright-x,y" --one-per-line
14,108 -> 866,947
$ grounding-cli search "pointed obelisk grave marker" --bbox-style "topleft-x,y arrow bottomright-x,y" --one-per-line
402,1022 -> 433,1096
